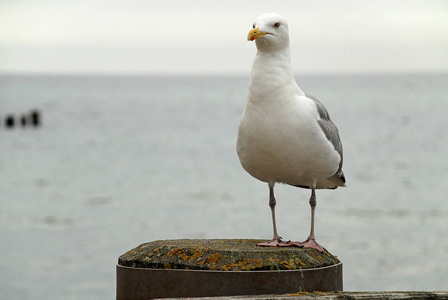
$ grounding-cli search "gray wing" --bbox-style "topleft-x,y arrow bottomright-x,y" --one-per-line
307,94 -> 346,184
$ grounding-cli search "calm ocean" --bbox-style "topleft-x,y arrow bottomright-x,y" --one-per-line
1,73 -> 447,299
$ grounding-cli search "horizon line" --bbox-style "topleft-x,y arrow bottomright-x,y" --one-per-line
1,69 -> 447,78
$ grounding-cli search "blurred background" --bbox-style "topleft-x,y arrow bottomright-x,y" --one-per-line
1,0 -> 447,75
1,1 -> 447,299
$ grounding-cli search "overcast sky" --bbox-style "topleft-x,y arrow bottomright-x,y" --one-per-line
1,0 -> 447,75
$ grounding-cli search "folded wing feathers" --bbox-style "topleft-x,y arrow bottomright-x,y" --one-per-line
306,94 -> 346,188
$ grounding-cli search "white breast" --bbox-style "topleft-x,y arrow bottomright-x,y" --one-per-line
236,94 -> 340,187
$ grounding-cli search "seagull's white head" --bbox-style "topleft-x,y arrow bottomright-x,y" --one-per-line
247,13 -> 290,51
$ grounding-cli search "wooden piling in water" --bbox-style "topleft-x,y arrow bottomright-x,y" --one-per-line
1,110 -> 42,129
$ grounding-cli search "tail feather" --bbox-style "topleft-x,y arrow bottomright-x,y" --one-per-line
291,173 -> 346,190
317,173 -> 346,189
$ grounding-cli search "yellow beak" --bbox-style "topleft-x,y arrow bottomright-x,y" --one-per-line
247,27 -> 268,41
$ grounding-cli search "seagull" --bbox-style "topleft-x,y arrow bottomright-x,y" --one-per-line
236,13 -> 346,252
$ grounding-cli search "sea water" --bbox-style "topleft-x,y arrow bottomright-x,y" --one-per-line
1,73 -> 447,299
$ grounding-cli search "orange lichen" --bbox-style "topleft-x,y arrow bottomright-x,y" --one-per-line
287,292 -> 309,296
165,247 -> 208,265
281,261 -> 293,270
297,259 -> 306,266
188,249 -> 204,261
198,253 -> 223,266
207,253 -> 221,264
221,258 -> 263,271
167,248 -> 184,257
163,263 -> 172,269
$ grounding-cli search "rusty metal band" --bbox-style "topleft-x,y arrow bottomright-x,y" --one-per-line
116,263 -> 342,299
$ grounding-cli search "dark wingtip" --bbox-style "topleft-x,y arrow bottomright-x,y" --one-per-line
340,173 -> 346,184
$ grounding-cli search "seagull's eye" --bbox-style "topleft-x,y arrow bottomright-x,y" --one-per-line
253,24 -> 255,29
273,22 -> 280,29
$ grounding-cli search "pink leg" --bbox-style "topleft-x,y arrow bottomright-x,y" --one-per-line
296,188 -> 324,252
257,186 -> 294,247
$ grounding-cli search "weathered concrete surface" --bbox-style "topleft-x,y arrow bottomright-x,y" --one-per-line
118,239 -> 340,271
195,291 -> 448,299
